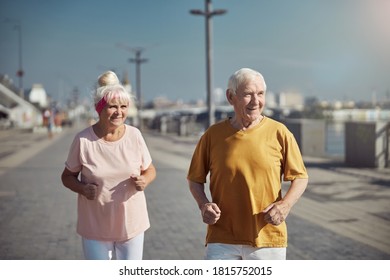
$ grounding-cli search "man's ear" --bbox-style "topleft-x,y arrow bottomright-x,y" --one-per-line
226,90 -> 234,105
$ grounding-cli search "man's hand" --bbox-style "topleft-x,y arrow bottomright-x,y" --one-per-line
201,203 -> 221,225
262,201 -> 291,226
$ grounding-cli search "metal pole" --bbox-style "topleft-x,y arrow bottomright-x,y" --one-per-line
6,19 -> 24,97
129,49 -> 148,131
135,51 -> 142,111
205,0 -> 214,127
190,0 -> 226,128
17,24 -> 23,91
135,51 -> 142,130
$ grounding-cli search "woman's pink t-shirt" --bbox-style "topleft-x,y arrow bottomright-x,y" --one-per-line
65,125 -> 152,241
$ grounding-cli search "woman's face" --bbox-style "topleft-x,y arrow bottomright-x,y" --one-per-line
100,98 -> 129,127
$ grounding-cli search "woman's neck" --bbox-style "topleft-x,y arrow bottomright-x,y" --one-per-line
93,122 -> 125,142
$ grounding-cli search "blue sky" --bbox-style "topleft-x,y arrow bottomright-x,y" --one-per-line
1,0 -> 389,105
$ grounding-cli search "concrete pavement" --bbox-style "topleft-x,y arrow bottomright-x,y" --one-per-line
0,125 -> 389,259
144,132 -> 390,260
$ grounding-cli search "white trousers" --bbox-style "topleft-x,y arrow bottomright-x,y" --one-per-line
205,243 -> 286,260
81,232 -> 144,260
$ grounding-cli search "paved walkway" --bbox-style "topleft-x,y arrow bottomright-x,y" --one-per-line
144,132 -> 390,259
0,127 -> 55,176
0,126 -> 389,260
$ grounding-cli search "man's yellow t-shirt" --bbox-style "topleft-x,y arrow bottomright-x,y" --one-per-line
187,117 -> 308,248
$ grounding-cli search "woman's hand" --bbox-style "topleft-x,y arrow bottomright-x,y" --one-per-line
82,183 -> 98,200
131,175 -> 148,191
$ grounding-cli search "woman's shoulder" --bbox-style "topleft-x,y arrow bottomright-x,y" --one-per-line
124,124 -> 141,135
73,126 -> 94,138
124,124 -> 147,142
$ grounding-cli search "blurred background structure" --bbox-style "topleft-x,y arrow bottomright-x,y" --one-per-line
0,0 -> 389,260
1,1 -> 389,161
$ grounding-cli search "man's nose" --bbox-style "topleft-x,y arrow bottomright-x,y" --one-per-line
251,94 -> 260,103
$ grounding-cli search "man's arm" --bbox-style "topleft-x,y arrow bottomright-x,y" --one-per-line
263,178 -> 308,225
188,179 -> 221,225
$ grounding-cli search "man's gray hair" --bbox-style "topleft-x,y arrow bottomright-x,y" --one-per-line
227,68 -> 267,95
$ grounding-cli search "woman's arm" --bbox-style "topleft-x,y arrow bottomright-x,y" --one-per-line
61,168 -> 97,200
131,163 -> 157,191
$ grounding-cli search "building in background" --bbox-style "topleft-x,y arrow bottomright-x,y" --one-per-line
28,84 -> 49,109
0,75 -> 42,128
278,91 -> 304,110
121,71 -> 138,125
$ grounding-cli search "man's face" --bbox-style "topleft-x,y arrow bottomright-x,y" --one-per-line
228,78 -> 266,123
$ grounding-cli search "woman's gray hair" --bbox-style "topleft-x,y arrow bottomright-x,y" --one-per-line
94,84 -> 132,106
227,68 -> 267,95
98,70 -> 119,87
93,71 -> 133,105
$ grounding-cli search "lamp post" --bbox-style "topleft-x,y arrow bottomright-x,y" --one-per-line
128,48 -> 148,131
15,22 -> 23,93
190,0 -> 226,128
5,19 -> 24,97
117,43 -> 150,131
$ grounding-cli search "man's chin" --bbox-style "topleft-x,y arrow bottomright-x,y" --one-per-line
246,112 -> 262,119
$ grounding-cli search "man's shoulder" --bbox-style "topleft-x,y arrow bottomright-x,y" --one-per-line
263,116 -> 287,130
205,119 -> 229,135
210,118 -> 228,128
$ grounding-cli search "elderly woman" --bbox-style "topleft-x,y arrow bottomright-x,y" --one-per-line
61,71 -> 156,260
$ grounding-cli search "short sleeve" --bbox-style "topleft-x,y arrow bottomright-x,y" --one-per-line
64,135 -> 82,173
187,133 -> 210,184
282,131 -> 308,181
137,131 -> 153,171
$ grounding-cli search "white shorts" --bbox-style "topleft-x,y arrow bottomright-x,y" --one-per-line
205,243 -> 286,260
81,232 -> 144,260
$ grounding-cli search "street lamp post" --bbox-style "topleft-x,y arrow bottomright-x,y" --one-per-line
5,19 -> 24,97
190,0 -> 226,128
117,43 -> 150,131
128,48 -> 148,131
15,23 -> 23,93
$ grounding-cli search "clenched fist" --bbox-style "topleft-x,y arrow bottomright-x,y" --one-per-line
83,183 -> 98,200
